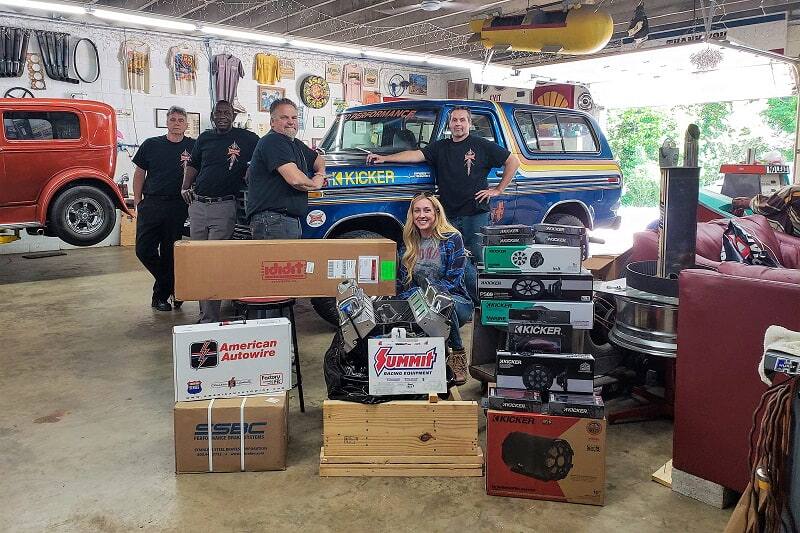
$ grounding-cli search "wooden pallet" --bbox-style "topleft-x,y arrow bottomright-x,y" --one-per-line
320,391 -> 483,477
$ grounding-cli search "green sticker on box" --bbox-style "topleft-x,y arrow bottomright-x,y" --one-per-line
380,260 -> 396,281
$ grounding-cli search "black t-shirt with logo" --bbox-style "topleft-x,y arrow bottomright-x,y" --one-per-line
189,127 -> 259,197
246,130 -> 319,220
421,135 -> 511,217
132,135 -> 195,198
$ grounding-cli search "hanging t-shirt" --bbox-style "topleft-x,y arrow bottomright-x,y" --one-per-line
120,41 -> 150,94
342,63 -> 362,103
211,53 -> 244,106
254,53 -> 280,85
421,134 -> 511,217
169,46 -> 196,96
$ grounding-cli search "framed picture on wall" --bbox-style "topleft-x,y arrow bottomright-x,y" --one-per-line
258,85 -> 285,113
409,73 -> 427,96
312,116 -> 325,128
186,112 -> 201,139
279,58 -> 295,80
155,108 -> 170,128
447,78 -> 469,99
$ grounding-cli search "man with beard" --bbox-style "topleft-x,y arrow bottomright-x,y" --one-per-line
181,99 -> 259,323
133,105 -> 194,312
246,98 -> 326,239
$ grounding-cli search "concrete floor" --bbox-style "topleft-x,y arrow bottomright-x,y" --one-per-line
0,247 -> 732,533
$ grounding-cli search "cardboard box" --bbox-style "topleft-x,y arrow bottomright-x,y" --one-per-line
533,223 -> 586,236
174,238 -> 397,300
507,310 -> 573,353
173,319 -> 293,402
483,245 -> 582,274
367,334 -> 447,396
534,232 -> 583,248
119,214 -> 136,246
174,393 -> 288,473
547,392 -> 605,419
481,224 -> 535,236
478,271 -> 593,302
482,385 -> 544,413
480,233 -> 537,246
496,352 -> 595,393
486,410 -> 606,505
583,249 -> 632,282
481,300 -> 594,329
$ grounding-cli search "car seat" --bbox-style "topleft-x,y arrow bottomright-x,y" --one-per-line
392,129 -> 417,150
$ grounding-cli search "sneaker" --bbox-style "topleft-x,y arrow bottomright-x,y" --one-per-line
448,347 -> 469,386
151,296 -> 172,312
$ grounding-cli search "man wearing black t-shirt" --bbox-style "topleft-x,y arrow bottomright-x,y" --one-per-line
133,105 -> 195,312
246,98 -> 326,239
367,106 -> 519,263
181,100 -> 259,323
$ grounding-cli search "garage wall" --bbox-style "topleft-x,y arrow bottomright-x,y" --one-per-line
0,14 -> 450,254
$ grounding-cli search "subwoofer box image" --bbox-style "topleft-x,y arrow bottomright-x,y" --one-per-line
482,245 -> 582,274
486,410 -> 606,505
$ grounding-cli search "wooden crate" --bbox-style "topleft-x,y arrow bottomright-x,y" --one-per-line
119,214 -> 136,246
320,392 -> 483,477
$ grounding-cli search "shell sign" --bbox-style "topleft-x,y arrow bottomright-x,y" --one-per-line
532,84 -> 574,108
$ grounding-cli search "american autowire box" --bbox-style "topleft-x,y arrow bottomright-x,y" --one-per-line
174,238 -> 397,300
173,319 -> 292,402
174,392 -> 288,473
486,410 -> 606,505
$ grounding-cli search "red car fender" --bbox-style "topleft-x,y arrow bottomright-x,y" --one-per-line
36,167 -> 132,223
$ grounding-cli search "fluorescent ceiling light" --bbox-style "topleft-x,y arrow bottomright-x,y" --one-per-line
92,9 -> 196,31
201,25 -> 286,44
425,56 -> 474,69
0,0 -> 86,14
364,49 -> 418,62
290,39 -> 361,55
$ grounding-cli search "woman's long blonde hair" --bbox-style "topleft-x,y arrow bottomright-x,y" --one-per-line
401,193 -> 458,285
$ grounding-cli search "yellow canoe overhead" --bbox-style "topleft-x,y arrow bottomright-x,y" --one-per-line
468,8 -> 613,55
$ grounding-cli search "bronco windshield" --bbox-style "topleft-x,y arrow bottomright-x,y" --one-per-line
320,108 -> 438,154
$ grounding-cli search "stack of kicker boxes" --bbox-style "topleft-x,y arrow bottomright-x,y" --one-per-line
172,319 -> 293,474
478,224 -> 607,506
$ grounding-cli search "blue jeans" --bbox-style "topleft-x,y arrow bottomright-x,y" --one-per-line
448,294 -> 474,351
250,211 -> 302,239
451,212 -> 489,265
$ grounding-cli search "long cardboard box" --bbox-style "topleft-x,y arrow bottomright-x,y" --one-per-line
174,238 -> 397,300
174,393 -> 288,473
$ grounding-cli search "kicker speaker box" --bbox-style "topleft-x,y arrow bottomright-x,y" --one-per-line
481,224 -> 535,236
496,351 -> 594,393
483,245 -> 582,274
533,223 -> 586,236
534,232 -> 583,248
486,410 -> 606,505
478,271 -> 593,302
547,392 -> 605,419
481,385 -> 544,413
481,233 -> 538,246
507,310 -> 573,354
481,300 -> 594,329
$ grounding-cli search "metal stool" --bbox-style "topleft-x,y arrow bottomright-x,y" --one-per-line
232,297 -> 305,412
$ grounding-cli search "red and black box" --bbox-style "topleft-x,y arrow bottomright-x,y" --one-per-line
486,409 -> 606,505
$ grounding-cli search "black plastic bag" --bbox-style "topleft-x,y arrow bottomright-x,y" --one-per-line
324,330 -> 429,404
721,221 -> 780,267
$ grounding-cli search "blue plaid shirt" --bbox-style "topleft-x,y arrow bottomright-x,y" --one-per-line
397,231 -> 469,300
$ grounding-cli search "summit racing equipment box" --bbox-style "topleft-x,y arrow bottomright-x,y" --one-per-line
367,331 -> 447,396
173,319 -> 293,402
486,410 -> 606,505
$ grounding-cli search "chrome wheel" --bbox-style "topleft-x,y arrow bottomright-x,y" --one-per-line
64,197 -> 104,235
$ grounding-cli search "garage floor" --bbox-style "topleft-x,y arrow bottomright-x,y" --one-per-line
1,247 -> 732,532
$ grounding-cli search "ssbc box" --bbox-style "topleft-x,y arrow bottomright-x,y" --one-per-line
483,245 -> 581,274
481,300 -> 594,329
496,351 -> 595,393
477,271 -> 593,301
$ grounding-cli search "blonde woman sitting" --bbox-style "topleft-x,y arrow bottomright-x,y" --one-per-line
397,193 -> 474,385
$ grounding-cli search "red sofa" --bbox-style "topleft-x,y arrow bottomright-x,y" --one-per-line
630,215 -> 800,492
